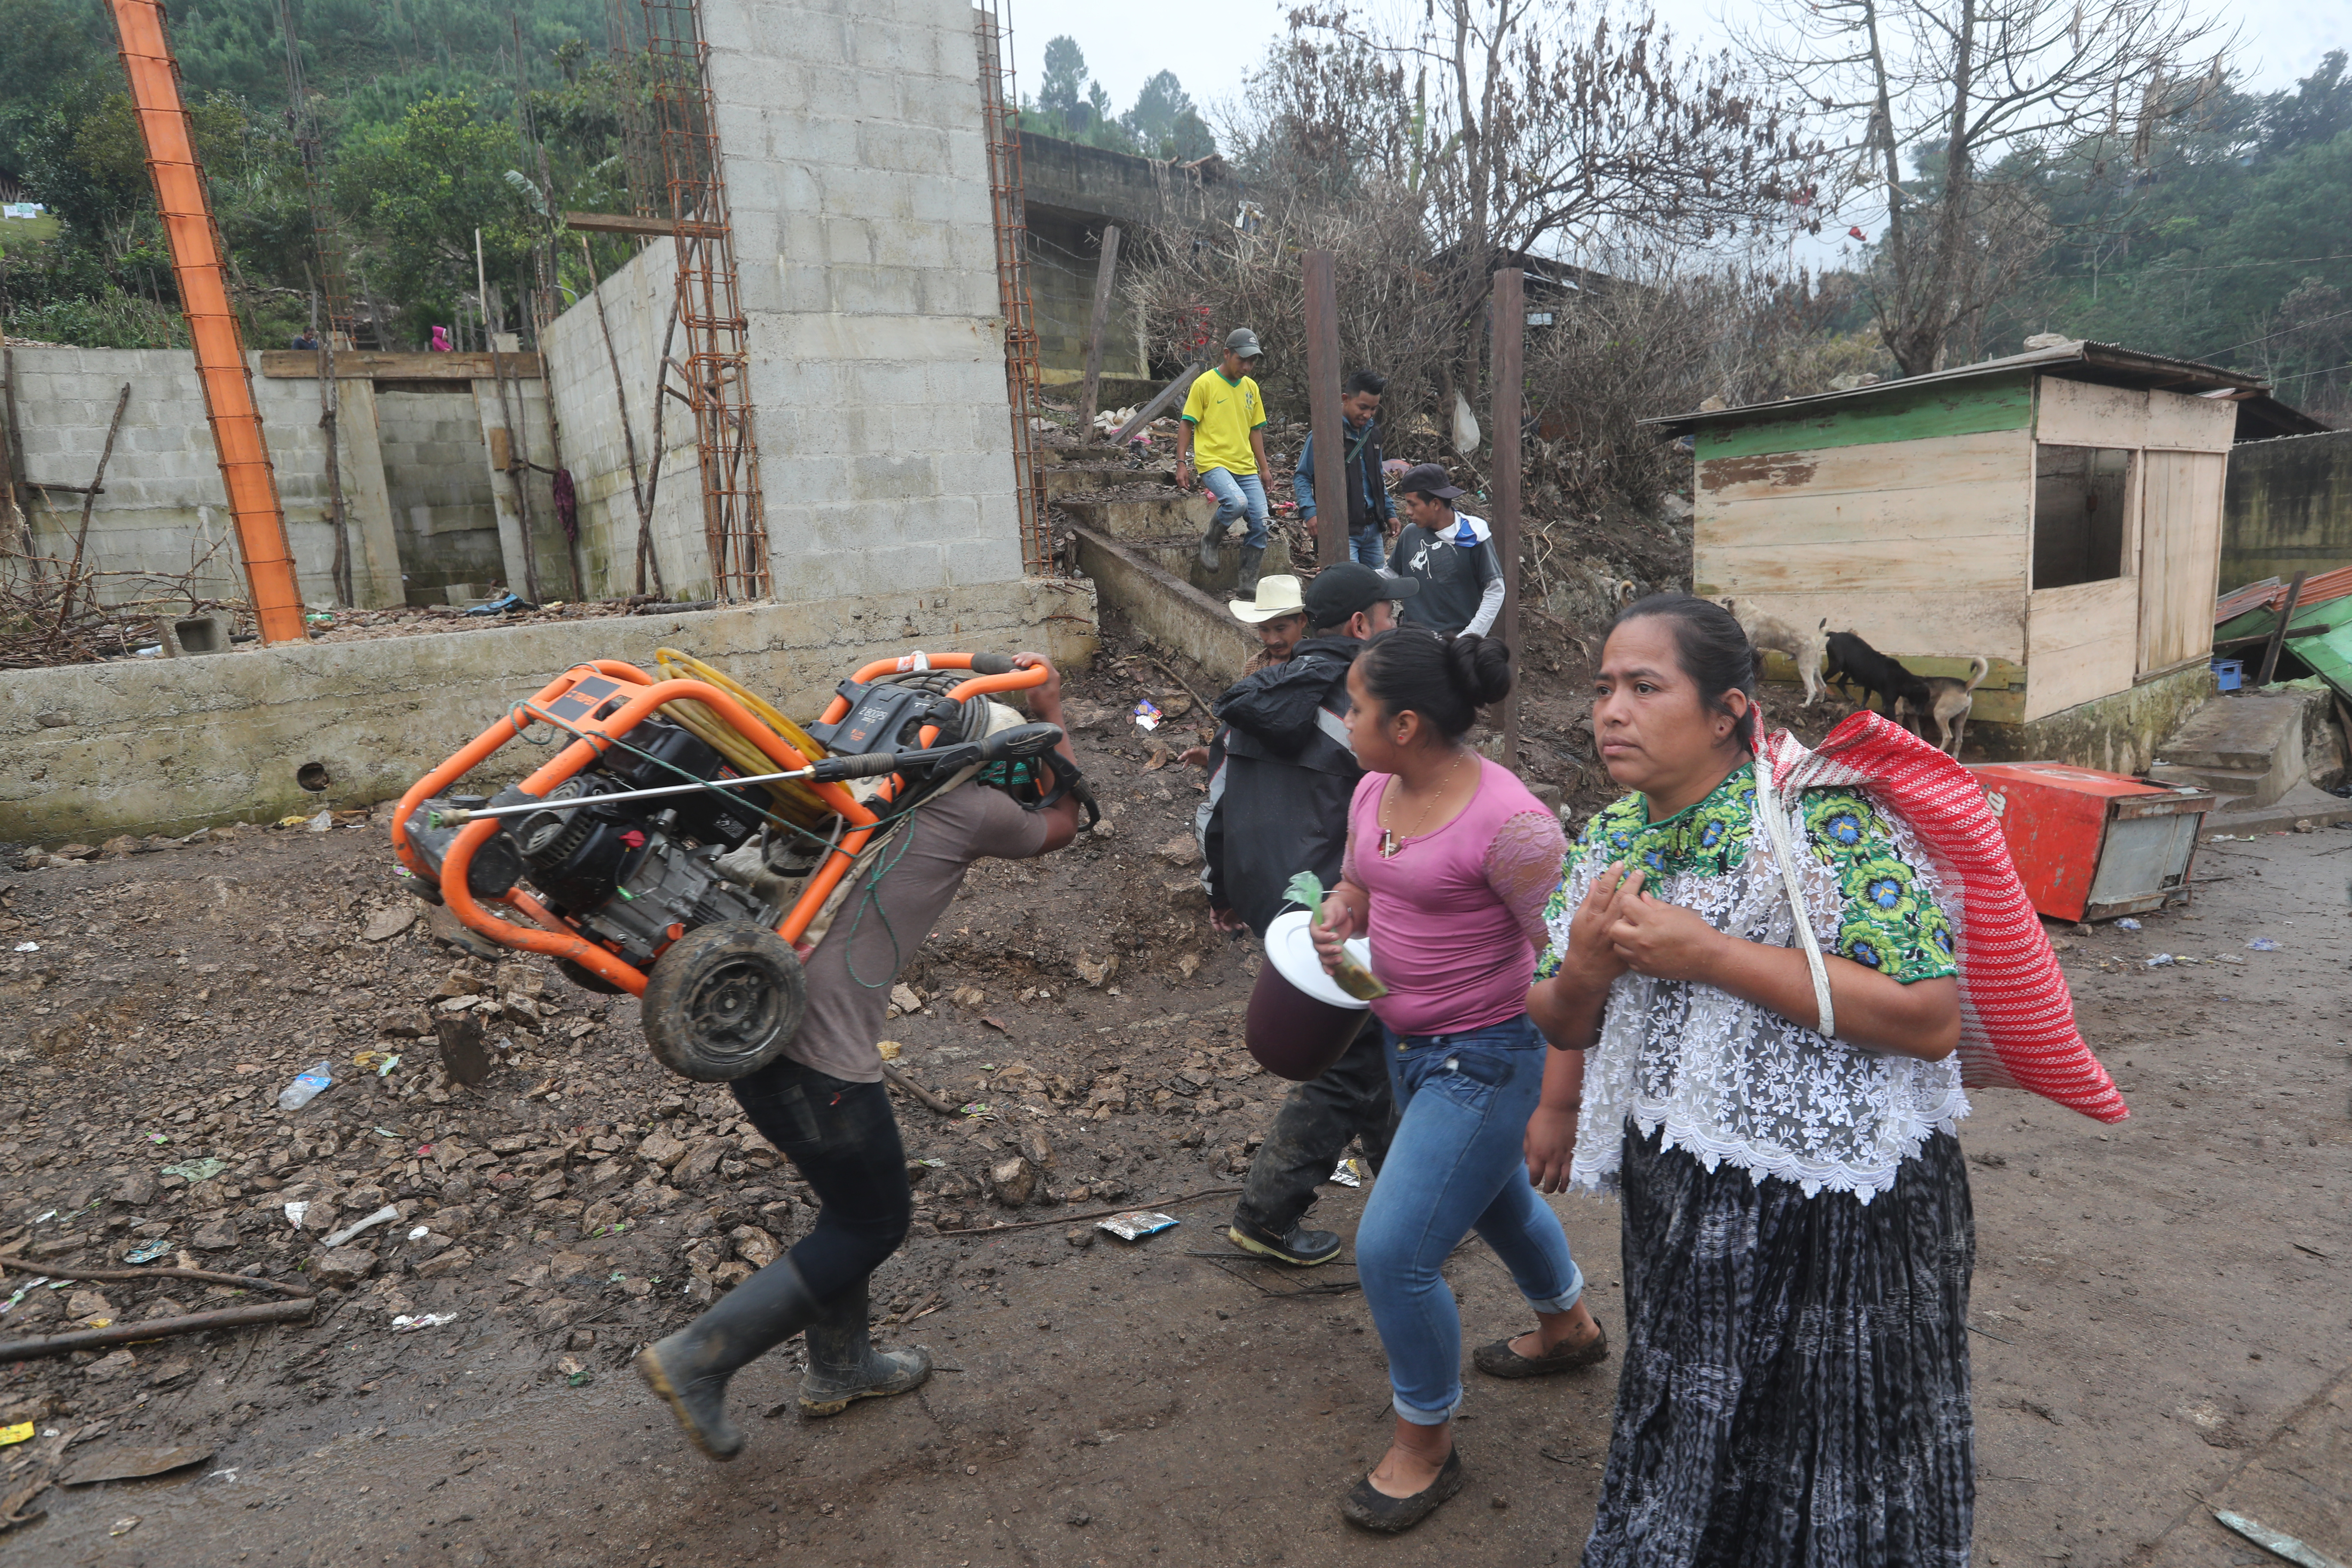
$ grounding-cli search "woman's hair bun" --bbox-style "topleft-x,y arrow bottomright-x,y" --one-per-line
1444,633 -> 1514,708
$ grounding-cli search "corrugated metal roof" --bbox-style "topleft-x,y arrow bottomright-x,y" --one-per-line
2214,594 -> 2352,705
2214,566 -> 2352,626
1645,339 -> 2288,437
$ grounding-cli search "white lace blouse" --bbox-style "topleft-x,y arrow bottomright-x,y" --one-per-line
1537,765 -> 1969,1203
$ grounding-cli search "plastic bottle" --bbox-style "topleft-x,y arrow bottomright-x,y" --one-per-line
278,1060 -> 335,1111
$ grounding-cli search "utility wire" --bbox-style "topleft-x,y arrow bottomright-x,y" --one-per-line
2199,306 -> 2352,360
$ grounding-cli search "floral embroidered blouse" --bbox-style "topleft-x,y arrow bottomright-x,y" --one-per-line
1536,761 -> 1968,1202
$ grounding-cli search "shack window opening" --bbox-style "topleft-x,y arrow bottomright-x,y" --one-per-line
2033,445 -> 2131,590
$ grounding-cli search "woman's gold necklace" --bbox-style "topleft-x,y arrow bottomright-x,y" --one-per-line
1380,752 -> 1468,858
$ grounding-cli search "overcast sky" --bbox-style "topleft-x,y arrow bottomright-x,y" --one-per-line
1006,0 -> 2349,137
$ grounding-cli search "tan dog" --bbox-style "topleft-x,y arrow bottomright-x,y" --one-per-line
1722,599 -> 1829,706
1898,657 -> 1990,756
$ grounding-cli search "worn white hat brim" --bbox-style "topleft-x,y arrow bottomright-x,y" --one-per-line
1229,574 -> 1308,623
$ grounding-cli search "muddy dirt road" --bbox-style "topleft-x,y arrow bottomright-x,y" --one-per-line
2,653 -> 2346,1568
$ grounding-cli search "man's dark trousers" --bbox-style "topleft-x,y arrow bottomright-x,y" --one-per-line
1232,1012 -> 1395,1236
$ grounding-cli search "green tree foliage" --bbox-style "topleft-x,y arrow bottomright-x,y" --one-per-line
1999,52 -> 2352,419
1023,37 -> 1218,160
335,93 -> 536,341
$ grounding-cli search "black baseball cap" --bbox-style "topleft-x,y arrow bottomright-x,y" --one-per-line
1396,462 -> 1465,500
1304,562 -> 1419,627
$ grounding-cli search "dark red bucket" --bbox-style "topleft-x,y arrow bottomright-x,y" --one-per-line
1244,910 -> 1375,1081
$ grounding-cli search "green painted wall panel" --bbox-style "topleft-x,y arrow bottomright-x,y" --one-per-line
1694,374 -> 2036,461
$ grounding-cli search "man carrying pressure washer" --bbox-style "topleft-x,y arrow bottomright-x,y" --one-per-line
1205,563 -> 1419,1265
636,652 -> 1087,1461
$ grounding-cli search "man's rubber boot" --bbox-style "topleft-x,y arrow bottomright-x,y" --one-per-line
634,1255 -> 824,1461
799,1274 -> 932,1417
1227,1218 -> 1344,1266
1199,515 -> 1224,570
1237,545 -> 1266,594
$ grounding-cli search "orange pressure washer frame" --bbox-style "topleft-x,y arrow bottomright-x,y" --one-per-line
389,652 -> 1048,997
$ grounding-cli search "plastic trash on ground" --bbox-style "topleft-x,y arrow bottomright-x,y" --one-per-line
1097,1211 -> 1180,1241
2116,918 -> 2143,931
2247,937 -> 2282,951
278,1060 -> 335,1111
1329,1158 -> 1364,1188
1132,699 -> 1163,732
391,1312 -> 458,1332
122,1239 -> 173,1264
0,1422 -> 32,1447
160,1158 -> 227,1185
2145,954 -> 2175,968
11,942 -> 36,953
321,1205 -> 401,1249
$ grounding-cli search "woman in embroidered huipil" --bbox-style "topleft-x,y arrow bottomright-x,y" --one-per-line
1527,596 -> 1975,1568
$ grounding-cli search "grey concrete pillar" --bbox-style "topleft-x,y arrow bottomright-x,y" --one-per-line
334,378 -> 404,608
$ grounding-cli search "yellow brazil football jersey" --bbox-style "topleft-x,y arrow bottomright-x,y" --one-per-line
1181,370 -> 1266,476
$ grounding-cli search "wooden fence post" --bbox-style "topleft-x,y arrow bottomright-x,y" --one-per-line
1492,268 -> 1525,763
1076,224 -> 1121,439
1303,250 -> 1345,565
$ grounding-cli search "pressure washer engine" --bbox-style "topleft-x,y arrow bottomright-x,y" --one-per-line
392,650 -> 1082,1084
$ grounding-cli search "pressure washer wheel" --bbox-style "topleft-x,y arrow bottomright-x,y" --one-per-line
640,923 -> 808,1082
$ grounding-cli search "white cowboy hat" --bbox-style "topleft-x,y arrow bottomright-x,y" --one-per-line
1230,575 -> 1308,624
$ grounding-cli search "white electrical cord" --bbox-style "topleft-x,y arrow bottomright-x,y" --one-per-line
1754,754 -> 1836,1040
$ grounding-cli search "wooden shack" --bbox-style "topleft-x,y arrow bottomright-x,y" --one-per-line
1650,341 -> 2308,759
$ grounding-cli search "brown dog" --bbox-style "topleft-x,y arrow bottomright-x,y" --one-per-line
1723,599 -> 1829,706
1897,657 -> 1990,756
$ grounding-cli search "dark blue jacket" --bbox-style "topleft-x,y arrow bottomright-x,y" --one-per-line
1295,417 -> 1393,534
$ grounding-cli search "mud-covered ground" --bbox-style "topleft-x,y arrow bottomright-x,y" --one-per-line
1,640 -> 2347,1568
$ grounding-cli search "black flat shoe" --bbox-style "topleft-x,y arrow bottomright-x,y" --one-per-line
1340,1447 -> 1464,1534
1472,1319 -> 1609,1378
1227,1221 -> 1343,1267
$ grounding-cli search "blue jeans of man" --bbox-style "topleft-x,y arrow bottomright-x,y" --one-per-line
1200,468 -> 1268,551
1356,1013 -> 1584,1425
1351,526 -> 1387,569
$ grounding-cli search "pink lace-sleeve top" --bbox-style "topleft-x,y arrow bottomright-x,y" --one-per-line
1343,755 -> 1567,1036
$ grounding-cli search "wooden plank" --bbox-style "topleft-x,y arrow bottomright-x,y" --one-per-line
1493,267 -> 1525,760
1700,486 -> 2028,549
258,351 -> 540,381
1303,250 -> 1346,565
1694,374 -> 2032,460
1686,585 -> 2027,664
2035,378 -> 2147,449
2027,577 -> 2138,719
2143,386 -> 2238,452
1075,224 -> 1122,438
1698,426 -> 2029,503
2137,449 -> 2226,675
1703,535 -> 2027,597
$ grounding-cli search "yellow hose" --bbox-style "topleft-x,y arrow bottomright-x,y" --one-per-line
652,647 -> 833,830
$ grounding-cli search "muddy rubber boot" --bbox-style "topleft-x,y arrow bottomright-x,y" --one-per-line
1198,515 -> 1225,570
798,1274 -> 932,1417
634,1255 -> 824,1461
1237,545 -> 1266,594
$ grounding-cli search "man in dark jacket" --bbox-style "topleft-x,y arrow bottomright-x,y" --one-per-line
1294,370 -> 1393,569
1201,562 -> 1418,1265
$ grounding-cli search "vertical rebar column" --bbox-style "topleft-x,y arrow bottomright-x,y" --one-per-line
276,0 -> 355,344
640,0 -> 769,601
109,0 -> 307,644
974,0 -> 1050,573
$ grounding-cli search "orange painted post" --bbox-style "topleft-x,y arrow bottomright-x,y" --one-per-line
108,0 -> 308,645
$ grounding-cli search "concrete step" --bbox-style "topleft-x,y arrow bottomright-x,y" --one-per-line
1067,524 -> 1255,685
1059,491 -> 1213,542
1041,462 -> 1150,503
2152,690 -> 2324,810
2197,780 -> 2352,836
1129,536 -> 1295,601
2147,762 -> 2264,800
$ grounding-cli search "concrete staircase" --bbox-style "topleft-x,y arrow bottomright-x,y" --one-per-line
2149,687 -> 2352,833
1037,439 -> 1291,684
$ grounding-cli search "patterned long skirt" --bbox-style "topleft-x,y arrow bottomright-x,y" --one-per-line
1581,1125 -> 1976,1568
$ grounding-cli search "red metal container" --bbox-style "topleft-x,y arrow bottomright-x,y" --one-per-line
1966,762 -> 2217,923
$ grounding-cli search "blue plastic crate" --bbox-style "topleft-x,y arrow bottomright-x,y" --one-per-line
2211,657 -> 2243,692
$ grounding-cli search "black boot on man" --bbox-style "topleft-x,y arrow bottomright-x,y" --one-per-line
1236,545 -> 1266,594
1200,515 -> 1227,570
1228,1216 -> 1344,1266
636,1254 -> 826,1460
799,1273 -> 932,1417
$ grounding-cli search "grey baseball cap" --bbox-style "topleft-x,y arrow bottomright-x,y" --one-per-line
1225,327 -> 1262,358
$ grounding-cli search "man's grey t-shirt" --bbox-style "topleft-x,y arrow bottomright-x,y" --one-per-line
785,781 -> 1049,1082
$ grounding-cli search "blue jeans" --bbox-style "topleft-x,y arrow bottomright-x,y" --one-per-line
1200,468 -> 1268,551
1351,526 -> 1387,568
1357,1013 -> 1584,1425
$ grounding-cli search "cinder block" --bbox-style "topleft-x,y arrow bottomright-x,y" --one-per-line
830,268 -> 925,317
848,452 -> 938,503
856,122 -> 949,175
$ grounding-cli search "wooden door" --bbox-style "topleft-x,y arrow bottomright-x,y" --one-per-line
2137,450 -> 2226,677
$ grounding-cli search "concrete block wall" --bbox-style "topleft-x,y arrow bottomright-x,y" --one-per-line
467,365 -> 581,603
1025,211 -> 1146,385
8,347 -> 404,608
540,243 -> 710,600
376,389 -> 502,603
697,0 -> 1028,600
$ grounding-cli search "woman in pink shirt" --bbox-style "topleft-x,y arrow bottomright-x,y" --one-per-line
1311,626 -> 1606,1533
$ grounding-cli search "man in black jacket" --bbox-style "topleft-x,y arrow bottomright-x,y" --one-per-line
1201,562 -> 1418,1264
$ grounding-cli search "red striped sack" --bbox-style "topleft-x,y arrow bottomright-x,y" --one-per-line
1762,712 -> 2128,1123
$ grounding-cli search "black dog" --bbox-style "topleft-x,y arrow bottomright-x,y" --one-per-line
1824,630 -> 1934,727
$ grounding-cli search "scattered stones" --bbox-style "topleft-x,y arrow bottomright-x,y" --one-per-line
362,906 -> 420,942
309,1247 -> 378,1288
1156,835 -> 1201,867
731,1225 -> 781,1269
412,1246 -> 474,1280
989,1156 -> 1039,1207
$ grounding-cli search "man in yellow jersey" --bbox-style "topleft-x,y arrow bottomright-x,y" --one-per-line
1176,327 -> 1274,591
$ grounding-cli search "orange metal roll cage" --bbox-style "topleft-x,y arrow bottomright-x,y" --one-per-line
391,654 -> 1046,995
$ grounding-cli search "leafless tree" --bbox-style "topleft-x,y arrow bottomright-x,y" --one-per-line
1740,0 -> 2232,374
